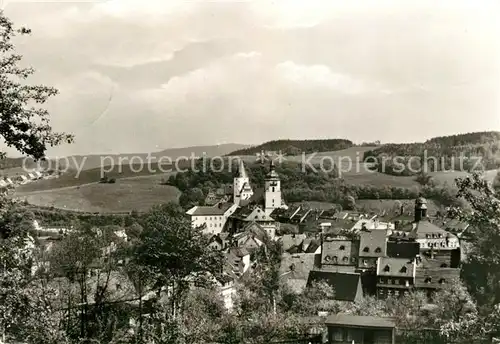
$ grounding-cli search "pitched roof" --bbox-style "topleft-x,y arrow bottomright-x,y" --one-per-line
231,246 -> 250,256
377,257 -> 416,278
307,271 -> 362,302
359,230 -> 387,257
415,267 -> 460,289
279,253 -> 318,293
189,203 -> 235,216
281,234 -> 307,252
325,314 -> 396,329
321,237 -> 358,266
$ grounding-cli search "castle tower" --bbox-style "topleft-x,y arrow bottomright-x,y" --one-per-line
265,160 -> 283,215
414,197 -> 428,222
233,160 -> 253,205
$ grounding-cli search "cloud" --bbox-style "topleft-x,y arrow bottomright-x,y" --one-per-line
1,0 -> 499,156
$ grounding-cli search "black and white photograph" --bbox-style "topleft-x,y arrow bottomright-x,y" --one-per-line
0,1 -> 499,343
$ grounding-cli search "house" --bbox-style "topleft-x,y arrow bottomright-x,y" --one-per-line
279,253 -> 319,294
302,237 -> 321,254
186,202 -> 238,235
281,234 -> 307,253
326,314 -> 396,344
208,233 -> 230,251
358,230 -> 388,270
213,273 -> 237,311
308,271 -> 364,302
321,236 -> 358,271
232,221 -> 269,252
376,257 -> 416,299
226,247 -> 251,276
17,174 -> 28,183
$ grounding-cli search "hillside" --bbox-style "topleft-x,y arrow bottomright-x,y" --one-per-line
363,131 -> 500,175
15,174 -> 180,213
227,139 -> 354,156
0,143 -> 249,172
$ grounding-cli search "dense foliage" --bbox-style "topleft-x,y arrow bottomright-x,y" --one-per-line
168,160 -> 463,210
227,139 -> 353,156
0,12 -> 73,160
364,131 -> 500,176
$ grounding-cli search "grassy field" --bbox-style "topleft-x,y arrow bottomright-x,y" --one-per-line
14,174 -> 180,213
15,163 -> 181,193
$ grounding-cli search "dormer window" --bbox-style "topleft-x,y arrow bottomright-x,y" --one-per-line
342,256 -> 349,263
332,256 -> 338,263
383,265 -> 390,272
439,278 -> 446,284
425,277 -> 432,283
400,266 -> 407,273
363,247 -> 369,253
339,245 -> 345,250
375,247 -> 382,253
324,255 -> 331,262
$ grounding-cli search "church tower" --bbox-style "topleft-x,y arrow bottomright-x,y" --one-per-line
233,160 -> 253,206
265,160 -> 283,215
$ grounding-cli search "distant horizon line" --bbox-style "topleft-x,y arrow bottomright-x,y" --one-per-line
2,129 -> 500,159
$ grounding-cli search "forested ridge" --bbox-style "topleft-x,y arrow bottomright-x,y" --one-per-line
227,139 -> 354,156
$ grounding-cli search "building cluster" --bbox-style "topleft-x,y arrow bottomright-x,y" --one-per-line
185,160 -> 469,310
0,170 -> 48,193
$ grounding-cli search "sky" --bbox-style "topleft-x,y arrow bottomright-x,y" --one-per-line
1,0 -> 500,157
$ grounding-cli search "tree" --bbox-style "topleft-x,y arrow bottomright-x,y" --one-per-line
0,197 -> 68,344
0,12 -> 72,160
451,172 -> 500,310
134,203 -> 224,320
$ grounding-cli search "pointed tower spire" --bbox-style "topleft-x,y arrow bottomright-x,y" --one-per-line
237,160 -> 248,178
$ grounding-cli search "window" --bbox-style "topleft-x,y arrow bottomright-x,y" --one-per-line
342,256 -> 349,263
324,255 -> 331,262
375,247 -> 382,253
383,265 -> 390,272
379,278 -> 384,284
405,280 -> 410,287
395,290 -> 400,297
272,187 -> 275,192
439,278 -> 446,284
363,259 -> 368,266
363,247 -> 370,253
339,245 -> 345,250
400,266 -> 407,273
332,256 -> 338,263
392,279 -> 396,285
440,263 -> 448,268
351,257 -> 357,264
425,277 -> 432,283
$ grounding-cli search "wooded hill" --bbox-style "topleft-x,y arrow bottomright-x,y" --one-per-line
363,131 -> 500,176
227,139 -> 354,156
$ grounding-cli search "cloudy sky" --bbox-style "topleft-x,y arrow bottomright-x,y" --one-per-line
1,0 -> 500,156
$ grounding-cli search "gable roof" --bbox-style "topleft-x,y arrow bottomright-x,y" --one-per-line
188,203 -> 235,216
279,253 -> 318,293
377,257 -> 416,278
307,271 -> 362,302
359,230 -> 387,257
281,234 -> 307,252
321,237 -> 358,266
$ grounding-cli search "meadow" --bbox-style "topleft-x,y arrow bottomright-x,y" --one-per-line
14,174 -> 180,213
